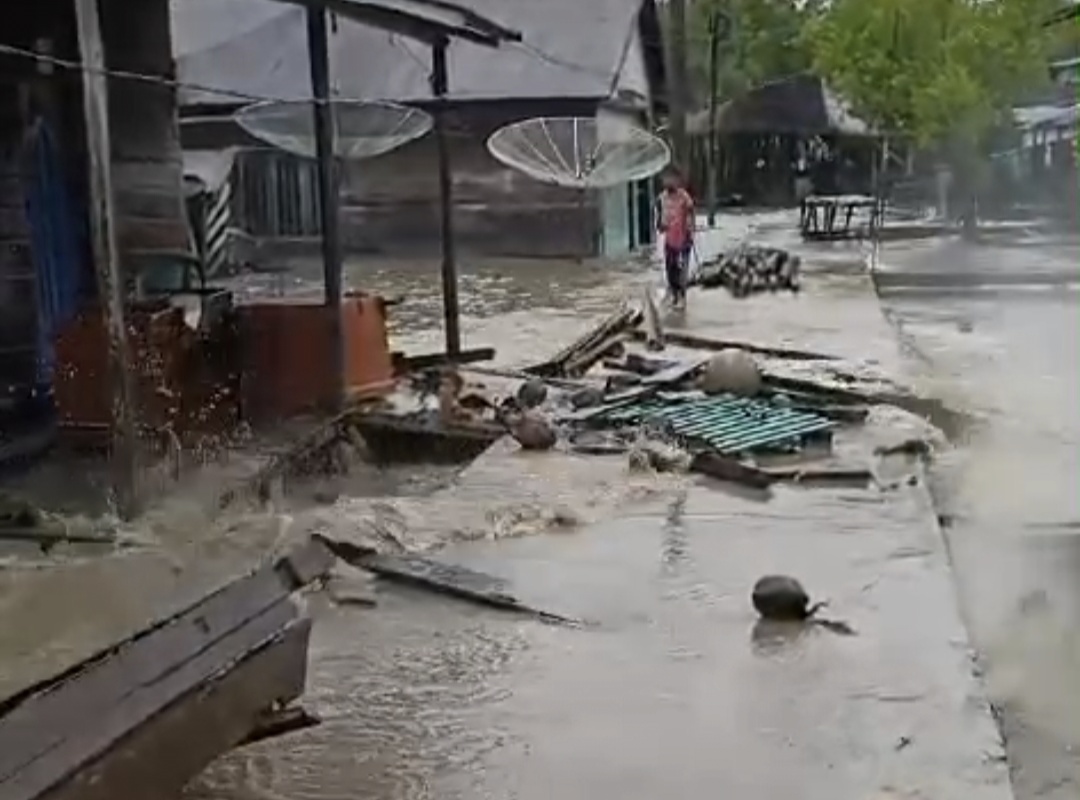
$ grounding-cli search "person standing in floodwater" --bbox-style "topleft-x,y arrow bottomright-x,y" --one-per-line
656,167 -> 695,309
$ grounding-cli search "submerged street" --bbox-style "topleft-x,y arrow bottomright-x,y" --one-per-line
171,212 -> 1080,799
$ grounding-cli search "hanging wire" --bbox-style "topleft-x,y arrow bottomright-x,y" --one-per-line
0,34 -> 628,107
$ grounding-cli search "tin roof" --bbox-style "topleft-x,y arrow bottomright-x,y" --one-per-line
170,0 -> 659,107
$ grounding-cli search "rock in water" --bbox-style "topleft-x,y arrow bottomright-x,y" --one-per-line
509,412 -> 558,451
752,575 -> 817,620
517,378 -> 548,409
699,349 -> 762,396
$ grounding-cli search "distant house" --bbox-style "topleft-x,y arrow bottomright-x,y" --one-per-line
172,0 -> 668,261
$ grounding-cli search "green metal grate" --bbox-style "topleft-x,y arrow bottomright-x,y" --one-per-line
595,393 -> 834,454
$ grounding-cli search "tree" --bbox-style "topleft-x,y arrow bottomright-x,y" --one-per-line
805,0 -> 1056,226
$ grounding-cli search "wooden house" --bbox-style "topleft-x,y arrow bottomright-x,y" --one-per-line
173,0 -> 668,261
0,0 -> 191,466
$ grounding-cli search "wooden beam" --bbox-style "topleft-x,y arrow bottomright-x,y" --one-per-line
73,0 -> 140,519
306,7 -> 345,411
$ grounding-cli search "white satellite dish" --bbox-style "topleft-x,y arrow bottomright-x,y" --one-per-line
235,99 -> 433,161
486,115 -> 670,189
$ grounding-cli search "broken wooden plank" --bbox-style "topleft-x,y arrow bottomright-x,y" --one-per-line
762,374 -> 870,405
563,332 -> 628,377
628,329 -> 839,361
351,410 -> 505,465
0,525 -> 116,550
761,467 -> 875,486
362,554 -> 583,626
391,347 -> 496,374
689,451 -> 774,490
641,356 -> 710,386
0,538 -> 334,798
527,305 -> 641,377
461,365 -> 591,391
41,620 -> 311,800
314,536 -> 582,627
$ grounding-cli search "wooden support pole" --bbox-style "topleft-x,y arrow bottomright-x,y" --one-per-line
306,6 -> 345,410
431,38 -> 462,359
705,11 -> 721,227
73,0 -> 140,519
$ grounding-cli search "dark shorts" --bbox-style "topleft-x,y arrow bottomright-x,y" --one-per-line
664,245 -> 689,297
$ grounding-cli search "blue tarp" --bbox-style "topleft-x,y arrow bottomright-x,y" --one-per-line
23,119 -> 86,390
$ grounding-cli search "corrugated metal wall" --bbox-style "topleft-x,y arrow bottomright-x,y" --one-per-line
233,149 -> 321,239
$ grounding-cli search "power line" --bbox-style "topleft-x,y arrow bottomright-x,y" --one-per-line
0,35 -> 642,107
0,41 -> 278,105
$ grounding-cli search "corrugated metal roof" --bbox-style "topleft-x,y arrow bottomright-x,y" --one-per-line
170,0 -> 652,106
595,394 -> 835,455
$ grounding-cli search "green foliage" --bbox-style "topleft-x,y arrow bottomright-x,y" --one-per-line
805,0 -> 1057,147
687,0 -> 825,102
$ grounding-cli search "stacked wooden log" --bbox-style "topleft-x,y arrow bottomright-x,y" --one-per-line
693,245 -> 801,298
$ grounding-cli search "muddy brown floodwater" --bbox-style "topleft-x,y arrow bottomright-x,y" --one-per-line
10,210 -> 1068,799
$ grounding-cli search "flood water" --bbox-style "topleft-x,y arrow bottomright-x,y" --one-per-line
180,214 -> 1078,798
0,210 -> 1074,798
874,233 -> 1080,800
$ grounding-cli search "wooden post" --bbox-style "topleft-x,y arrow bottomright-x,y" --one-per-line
74,0 -> 140,519
306,6 -> 345,410
431,38 -> 461,358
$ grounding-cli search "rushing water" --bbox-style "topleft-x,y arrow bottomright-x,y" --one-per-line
1,210 -> 1075,798
874,232 -> 1080,800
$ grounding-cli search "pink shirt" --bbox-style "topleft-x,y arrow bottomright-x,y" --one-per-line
659,188 -> 694,249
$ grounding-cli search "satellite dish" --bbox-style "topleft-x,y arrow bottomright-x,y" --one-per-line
235,100 -> 433,161
486,115 -> 670,189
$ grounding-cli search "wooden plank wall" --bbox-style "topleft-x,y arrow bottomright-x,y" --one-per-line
340,130 -> 601,258
100,0 -> 190,269
231,99 -> 607,259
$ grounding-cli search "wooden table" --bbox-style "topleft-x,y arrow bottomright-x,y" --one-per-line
800,194 -> 882,240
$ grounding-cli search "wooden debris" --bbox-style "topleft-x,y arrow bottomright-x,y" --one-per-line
391,346 -> 496,374
527,305 -> 642,378
0,538 -> 334,800
641,356 -> 710,386
689,451 -> 773,490
314,536 -> 582,627
761,467 -> 875,486
761,374 -> 871,405
0,525 -> 116,552
351,410 -> 505,465
629,329 -> 839,362
461,365 -> 590,391
874,438 -> 932,458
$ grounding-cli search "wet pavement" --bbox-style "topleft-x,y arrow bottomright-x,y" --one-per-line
2,210 -> 1074,799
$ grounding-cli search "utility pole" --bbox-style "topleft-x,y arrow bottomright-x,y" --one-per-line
705,8 -> 732,227
74,0 -> 140,519
706,10 -> 722,227
667,0 -> 689,173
